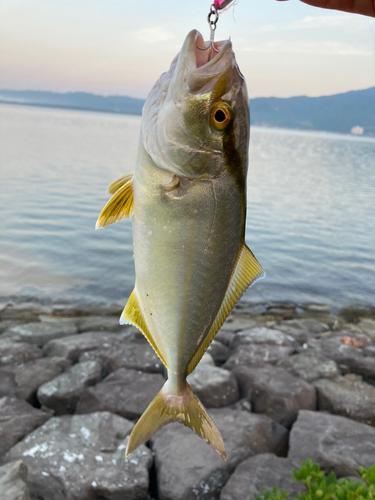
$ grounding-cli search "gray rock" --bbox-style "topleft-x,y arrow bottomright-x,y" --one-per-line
220,316 -> 258,333
14,357 -> 72,403
43,331 -> 126,361
207,340 -> 231,365
230,327 -> 294,350
187,364 -> 239,408
344,356 -> 375,384
224,345 -> 294,370
364,346 -> 375,358
220,453 -> 305,500
301,303 -> 331,314
50,302 -> 124,317
234,303 -> 268,315
5,412 -> 153,500
0,366 -> 17,397
278,318 -> 330,335
0,320 -> 28,334
339,305 -> 375,323
0,460 -> 31,500
314,374 -> 375,425
277,354 -> 339,383
37,360 -> 103,415
232,365 -> 316,428
1,303 -> 51,322
288,410 -> 375,476
307,335 -> 364,364
76,368 -> 165,419
76,316 -> 124,333
0,397 -> 50,462
2,322 -> 78,347
199,352 -> 215,366
215,330 -> 236,347
0,340 -> 42,367
152,408 -> 288,500
80,341 -> 163,374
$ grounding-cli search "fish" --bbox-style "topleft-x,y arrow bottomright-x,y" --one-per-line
96,29 -> 265,460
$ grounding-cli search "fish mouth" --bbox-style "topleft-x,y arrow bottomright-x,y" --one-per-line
182,30 -> 241,92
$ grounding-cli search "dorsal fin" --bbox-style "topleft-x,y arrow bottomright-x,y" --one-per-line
120,289 -> 167,368
95,175 -> 133,229
187,243 -> 265,374
108,173 -> 133,195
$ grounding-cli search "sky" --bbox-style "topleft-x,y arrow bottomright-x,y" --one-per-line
0,0 -> 374,99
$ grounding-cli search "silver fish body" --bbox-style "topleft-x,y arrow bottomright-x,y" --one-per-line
97,30 -> 264,459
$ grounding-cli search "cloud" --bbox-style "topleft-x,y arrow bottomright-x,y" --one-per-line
133,27 -> 175,44
240,41 -> 372,56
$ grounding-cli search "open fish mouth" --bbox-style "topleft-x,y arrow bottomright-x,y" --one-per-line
177,29 -> 242,92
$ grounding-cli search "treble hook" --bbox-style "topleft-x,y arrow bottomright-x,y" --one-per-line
197,4 -> 220,61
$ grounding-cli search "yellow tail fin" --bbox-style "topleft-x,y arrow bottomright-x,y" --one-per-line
126,381 -> 226,460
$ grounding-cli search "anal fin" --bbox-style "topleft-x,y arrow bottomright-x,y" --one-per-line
120,289 -> 167,368
187,243 -> 265,374
96,174 -> 133,229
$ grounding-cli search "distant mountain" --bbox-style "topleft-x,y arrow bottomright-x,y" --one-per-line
250,87 -> 375,136
0,90 -> 144,116
1,87 -> 374,136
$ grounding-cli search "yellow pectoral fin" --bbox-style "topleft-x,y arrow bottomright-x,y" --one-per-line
120,289 -> 167,368
96,176 -> 133,229
108,173 -> 133,194
187,243 -> 265,375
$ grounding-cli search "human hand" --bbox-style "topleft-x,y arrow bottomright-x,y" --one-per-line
276,0 -> 375,17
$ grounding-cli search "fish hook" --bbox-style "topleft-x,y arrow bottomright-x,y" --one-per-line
197,4 -> 220,62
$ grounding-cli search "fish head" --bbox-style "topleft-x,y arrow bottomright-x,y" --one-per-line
141,29 -> 249,180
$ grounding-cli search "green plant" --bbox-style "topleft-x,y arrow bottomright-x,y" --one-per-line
254,459 -> 375,500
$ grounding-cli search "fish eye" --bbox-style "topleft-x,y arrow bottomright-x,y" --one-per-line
210,102 -> 233,131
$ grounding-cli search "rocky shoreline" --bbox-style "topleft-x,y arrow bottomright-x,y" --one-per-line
1,298 -> 375,500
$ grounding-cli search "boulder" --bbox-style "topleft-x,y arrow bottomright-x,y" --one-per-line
0,397 -> 50,462
76,316 -> 124,333
301,303 -> 331,314
152,408 -> 288,500
2,322 -> 78,347
220,453 -> 305,500
0,460 -> 31,500
207,340 -> 231,365
277,353 -> 339,383
288,410 -> 375,476
224,345 -> 294,370
0,340 -> 42,367
339,305 -> 375,323
76,368 -> 165,419
314,374 -> 375,425
1,303 -> 51,322
43,331 -> 124,361
187,364 -> 239,408
278,318 -> 330,335
5,412 -> 153,500
344,357 -> 375,384
0,366 -> 17,397
229,327 -> 294,350
220,316 -> 258,333
14,357 -> 72,403
232,365 -> 316,427
37,360 -> 103,415
79,341 -> 163,374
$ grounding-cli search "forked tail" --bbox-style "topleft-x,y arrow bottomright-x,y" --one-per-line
126,380 -> 226,460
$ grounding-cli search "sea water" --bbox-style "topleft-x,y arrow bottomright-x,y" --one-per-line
1,103 -> 374,310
